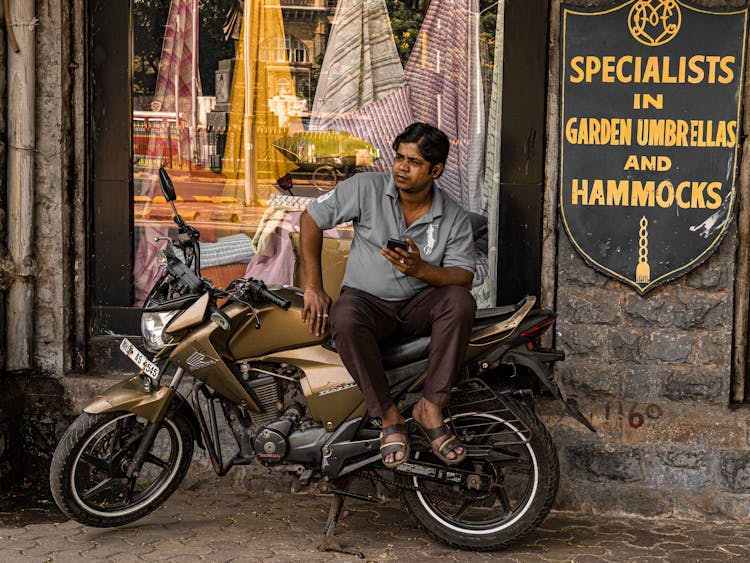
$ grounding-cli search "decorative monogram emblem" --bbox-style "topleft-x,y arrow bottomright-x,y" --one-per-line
628,0 -> 681,47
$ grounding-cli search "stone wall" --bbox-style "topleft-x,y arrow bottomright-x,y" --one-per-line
541,0 -> 750,520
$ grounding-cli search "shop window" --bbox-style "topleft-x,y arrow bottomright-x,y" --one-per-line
93,0 -> 519,334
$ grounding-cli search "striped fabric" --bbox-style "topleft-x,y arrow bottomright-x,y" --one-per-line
134,0 -> 203,305
310,0 -> 413,171
405,0 -> 486,213
153,0 -> 201,115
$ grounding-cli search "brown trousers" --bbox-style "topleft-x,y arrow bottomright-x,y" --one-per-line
329,285 -> 476,418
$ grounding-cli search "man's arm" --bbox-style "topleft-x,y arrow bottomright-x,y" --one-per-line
380,239 -> 474,289
300,210 -> 331,335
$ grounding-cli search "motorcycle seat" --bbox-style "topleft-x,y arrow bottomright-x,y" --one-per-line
326,300 -> 528,369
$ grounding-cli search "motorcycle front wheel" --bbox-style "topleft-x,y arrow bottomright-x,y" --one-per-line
50,411 -> 194,527
399,396 -> 559,550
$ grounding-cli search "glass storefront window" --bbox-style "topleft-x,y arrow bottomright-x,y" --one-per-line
132,0 -> 500,305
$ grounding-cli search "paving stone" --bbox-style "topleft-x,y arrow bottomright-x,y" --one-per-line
4,487 -> 750,562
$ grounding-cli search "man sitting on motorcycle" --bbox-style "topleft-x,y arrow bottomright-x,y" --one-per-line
299,122 -> 477,468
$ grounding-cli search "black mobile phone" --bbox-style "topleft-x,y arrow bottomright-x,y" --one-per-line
387,238 -> 409,252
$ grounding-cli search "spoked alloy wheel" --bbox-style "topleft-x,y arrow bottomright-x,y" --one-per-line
400,397 -> 559,550
50,411 -> 194,527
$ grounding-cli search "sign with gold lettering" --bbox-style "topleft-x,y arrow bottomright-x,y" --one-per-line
560,0 -> 748,294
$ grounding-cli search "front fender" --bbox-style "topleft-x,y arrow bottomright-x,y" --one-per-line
85,376 -> 172,421
84,377 -> 204,448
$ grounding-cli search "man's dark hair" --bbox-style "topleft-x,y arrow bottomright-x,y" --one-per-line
392,122 -> 450,166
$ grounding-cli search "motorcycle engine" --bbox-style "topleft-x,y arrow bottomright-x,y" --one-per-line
254,409 -> 300,464
237,363 -> 309,465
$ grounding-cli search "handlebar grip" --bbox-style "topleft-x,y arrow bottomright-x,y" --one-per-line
261,288 -> 291,310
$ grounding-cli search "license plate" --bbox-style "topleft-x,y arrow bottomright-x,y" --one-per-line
120,338 -> 160,380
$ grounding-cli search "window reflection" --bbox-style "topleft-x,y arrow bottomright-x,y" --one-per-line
132,0 -> 500,306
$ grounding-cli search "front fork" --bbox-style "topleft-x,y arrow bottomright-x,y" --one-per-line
125,367 -> 186,478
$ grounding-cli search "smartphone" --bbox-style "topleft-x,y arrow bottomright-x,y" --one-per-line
386,238 -> 409,252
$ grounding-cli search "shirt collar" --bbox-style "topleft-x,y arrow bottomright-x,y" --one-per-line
386,176 -> 445,221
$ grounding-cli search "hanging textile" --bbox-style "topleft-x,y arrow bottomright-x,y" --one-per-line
134,0 -> 202,305
221,0 -> 302,202
475,1 -> 505,308
405,0 -> 486,212
309,0 -> 413,171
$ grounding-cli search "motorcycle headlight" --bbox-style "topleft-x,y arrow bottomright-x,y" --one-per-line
141,310 -> 181,352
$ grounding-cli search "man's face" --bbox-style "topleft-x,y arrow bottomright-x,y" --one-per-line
391,142 -> 443,194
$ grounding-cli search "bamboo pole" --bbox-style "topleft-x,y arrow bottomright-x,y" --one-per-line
6,0 -> 36,370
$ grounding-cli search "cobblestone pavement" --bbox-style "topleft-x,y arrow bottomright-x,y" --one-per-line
2,481 -> 750,563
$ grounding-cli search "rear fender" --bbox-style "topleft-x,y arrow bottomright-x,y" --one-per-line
504,349 -> 596,432
84,376 -> 204,448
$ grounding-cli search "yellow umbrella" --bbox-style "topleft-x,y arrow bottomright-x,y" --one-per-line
222,0 -> 302,204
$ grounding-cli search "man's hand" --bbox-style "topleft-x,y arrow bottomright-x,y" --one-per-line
381,238 -> 474,289
381,238 -> 424,277
302,287 -> 332,336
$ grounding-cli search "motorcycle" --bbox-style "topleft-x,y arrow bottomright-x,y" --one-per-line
50,168 -> 594,554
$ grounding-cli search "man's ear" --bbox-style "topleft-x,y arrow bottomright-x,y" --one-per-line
431,163 -> 444,179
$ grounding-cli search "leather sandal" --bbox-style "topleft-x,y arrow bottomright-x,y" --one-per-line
379,423 -> 410,469
414,422 -> 467,465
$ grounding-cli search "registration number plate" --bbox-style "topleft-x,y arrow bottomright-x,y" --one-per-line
120,338 -> 160,380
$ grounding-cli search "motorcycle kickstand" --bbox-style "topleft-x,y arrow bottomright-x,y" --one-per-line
318,490 -> 365,558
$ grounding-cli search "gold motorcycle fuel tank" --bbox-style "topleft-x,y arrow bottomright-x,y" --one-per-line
226,287 -> 327,359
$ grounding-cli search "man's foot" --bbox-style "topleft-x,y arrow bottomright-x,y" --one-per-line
379,423 -> 410,468
412,398 -> 466,465
380,405 -> 409,467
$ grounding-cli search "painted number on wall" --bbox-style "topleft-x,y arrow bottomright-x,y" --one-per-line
604,402 -> 663,429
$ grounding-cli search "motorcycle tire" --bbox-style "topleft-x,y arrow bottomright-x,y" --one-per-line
50,410 -> 194,527
399,395 -> 559,550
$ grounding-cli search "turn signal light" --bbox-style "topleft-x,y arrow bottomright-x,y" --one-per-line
520,315 -> 557,340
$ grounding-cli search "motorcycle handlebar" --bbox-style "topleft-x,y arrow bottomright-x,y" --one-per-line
239,279 -> 291,310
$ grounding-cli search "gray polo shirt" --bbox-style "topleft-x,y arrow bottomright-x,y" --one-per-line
306,172 -> 476,300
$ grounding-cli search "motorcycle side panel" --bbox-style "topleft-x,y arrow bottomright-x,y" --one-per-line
168,323 -> 259,410
84,376 -> 173,422
261,345 -> 367,430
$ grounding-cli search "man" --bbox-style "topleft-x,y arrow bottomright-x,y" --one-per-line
299,123 -> 476,468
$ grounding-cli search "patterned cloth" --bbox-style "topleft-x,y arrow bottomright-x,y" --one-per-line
134,0 -> 203,305
405,0 -> 487,213
309,0 -> 413,171
153,0 -> 201,115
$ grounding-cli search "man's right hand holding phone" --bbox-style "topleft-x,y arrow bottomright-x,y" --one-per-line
381,238 -> 423,277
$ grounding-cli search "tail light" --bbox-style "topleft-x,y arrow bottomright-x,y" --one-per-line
520,314 -> 557,341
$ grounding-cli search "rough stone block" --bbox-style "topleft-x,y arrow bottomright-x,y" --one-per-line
623,289 -> 730,330
557,360 -> 622,397
564,443 -> 644,483
610,328 -> 646,362
557,237 -> 610,287
684,231 -> 735,291
645,331 -> 692,363
555,480 -> 673,517
556,322 -> 610,358
619,365 -> 663,401
557,286 -> 620,325
643,449 -> 716,489
674,289 -> 732,329
720,453 -> 750,493
661,368 -> 728,404
693,329 -> 732,367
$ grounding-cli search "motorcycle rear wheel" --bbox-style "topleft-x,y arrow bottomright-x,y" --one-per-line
399,396 -> 559,550
50,411 -> 194,527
